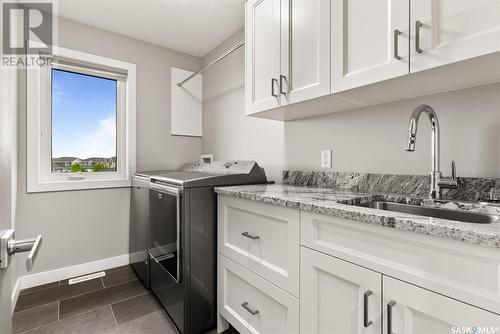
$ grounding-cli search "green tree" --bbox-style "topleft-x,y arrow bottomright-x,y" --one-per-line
92,162 -> 107,172
70,162 -> 83,173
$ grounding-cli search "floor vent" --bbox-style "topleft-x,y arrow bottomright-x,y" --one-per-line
68,271 -> 106,285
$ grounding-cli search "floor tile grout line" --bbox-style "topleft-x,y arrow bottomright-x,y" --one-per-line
109,305 -> 118,327
105,277 -> 139,289
18,265 -> 130,297
15,304 -> 113,334
110,291 -> 151,307
57,278 -> 139,307
19,283 -> 60,297
15,294 -> 163,334
12,300 -> 58,316
58,290 -> 151,321
14,280 -> 105,314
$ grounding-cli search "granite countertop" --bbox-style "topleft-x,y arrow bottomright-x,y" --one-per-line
215,184 -> 500,248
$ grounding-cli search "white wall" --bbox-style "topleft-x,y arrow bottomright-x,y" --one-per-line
202,29 -> 285,182
17,18 -> 203,276
202,30 -> 500,181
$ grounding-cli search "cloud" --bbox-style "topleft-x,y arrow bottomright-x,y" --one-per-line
52,82 -> 63,109
77,117 -> 117,158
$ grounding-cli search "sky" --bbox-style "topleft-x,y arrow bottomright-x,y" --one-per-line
51,69 -> 117,159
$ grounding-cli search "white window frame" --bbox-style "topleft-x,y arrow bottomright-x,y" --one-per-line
27,46 -> 136,192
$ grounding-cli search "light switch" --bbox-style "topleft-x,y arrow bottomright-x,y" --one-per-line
321,150 -> 332,168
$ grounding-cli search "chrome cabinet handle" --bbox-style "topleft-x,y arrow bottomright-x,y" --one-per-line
387,300 -> 396,334
415,20 -> 423,53
363,290 -> 373,327
271,78 -> 278,97
279,75 -> 287,95
393,29 -> 402,60
242,301 -> 259,315
241,232 -> 259,240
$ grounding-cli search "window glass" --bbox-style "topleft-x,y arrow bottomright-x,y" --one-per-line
51,69 -> 117,173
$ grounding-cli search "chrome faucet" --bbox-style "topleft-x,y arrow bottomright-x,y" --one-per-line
405,104 -> 458,199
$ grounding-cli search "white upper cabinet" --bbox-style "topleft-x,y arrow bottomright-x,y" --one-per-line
280,0 -> 331,104
245,0 -> 331,115
245,0 -> 500,119
410,0 -> 500,73
245,0 -> 281,114
331,0 -> 410,92
383,276 -> 500,334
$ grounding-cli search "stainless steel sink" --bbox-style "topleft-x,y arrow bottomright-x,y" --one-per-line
356,201 -> 499,224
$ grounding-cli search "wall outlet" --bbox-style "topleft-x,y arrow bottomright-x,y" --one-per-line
321,150 -> 332,168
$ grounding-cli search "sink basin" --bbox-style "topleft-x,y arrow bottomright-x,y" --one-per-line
356,201 -> 499,224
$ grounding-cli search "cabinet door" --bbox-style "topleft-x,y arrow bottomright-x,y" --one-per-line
280,0 -> 330,105
300,246 -> 382,334
245,0 -> 282,115
331,0 -> 409,92
411,0 -> 500,73
383,276 -> 500,334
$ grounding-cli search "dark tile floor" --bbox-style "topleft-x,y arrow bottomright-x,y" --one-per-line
12,265 -> 183,334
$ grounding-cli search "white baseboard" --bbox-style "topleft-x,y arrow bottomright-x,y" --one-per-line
20,254 -> 129,290
11,277 -> 21,313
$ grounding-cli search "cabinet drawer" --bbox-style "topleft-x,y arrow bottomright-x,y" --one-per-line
218,195 -> 299,296
218,255 -> 299,334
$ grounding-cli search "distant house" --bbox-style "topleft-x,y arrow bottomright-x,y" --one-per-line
52,156 -> 117,173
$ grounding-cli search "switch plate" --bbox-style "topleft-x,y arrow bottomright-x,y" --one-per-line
321,150 -> 332,168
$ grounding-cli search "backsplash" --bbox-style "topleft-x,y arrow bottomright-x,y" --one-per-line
282,170 -> 500,202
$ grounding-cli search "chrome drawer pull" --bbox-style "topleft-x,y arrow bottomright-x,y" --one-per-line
387,300 -> 396,334
393,29 -> 402,60
363,290 -> 373,327
271,78 -> 278,97
415,20 -> 423,53
241,232 -> 260,240
242,301 -> 259,315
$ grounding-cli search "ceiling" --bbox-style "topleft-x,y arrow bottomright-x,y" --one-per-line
56,0 -> 245,57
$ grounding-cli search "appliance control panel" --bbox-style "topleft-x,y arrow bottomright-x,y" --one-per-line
180,160 -> 257,174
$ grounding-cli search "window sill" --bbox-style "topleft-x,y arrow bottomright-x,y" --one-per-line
27,177 -> 132,193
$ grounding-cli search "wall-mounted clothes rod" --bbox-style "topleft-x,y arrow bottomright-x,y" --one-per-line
177,40 -> 245,87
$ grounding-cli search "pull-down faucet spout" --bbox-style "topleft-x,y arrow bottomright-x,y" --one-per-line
405,104 -> 457,199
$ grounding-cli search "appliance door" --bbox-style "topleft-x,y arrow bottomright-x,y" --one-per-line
130,175 -> 150,287
149,183 -> 184,332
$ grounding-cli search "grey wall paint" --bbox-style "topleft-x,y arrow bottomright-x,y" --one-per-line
202,29 -> 285,182
17,17 -> 203,276
202,30 -> 500,181
0,67 -> 19,331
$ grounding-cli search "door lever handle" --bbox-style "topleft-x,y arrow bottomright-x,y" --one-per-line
1,230 -> 42,271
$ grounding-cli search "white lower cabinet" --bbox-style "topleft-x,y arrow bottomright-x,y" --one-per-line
217,197 -> 500,333
218,255 -> 299,334
300,246 -> 382,334
383,276 -> 500,334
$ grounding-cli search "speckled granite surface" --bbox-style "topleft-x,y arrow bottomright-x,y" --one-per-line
283,171 -> 500,202
215,184 -> 500,248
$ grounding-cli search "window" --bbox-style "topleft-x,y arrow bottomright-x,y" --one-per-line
51,69 -> 118,174
27,46 -> 136,192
